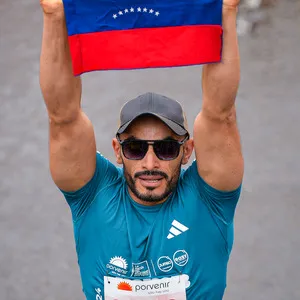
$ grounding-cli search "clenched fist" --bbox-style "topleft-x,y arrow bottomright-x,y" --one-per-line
40,0 -> 64,17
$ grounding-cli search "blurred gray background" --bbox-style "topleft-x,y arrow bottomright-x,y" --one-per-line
1,0 -> 299,299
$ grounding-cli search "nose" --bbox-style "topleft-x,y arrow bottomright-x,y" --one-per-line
141,145 -> 160,170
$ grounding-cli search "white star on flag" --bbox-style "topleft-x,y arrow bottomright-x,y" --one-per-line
143,8 -> 147,12
130,7 -> 134,12
118,11 -> 123,15
124,9 -> 128,13
137,7 -> 141,12
113,14 -> 117,19
149,9 -> 154,13
155,11 -> 160,16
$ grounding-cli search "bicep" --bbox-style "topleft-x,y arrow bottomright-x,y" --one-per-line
49,110 -> 97,192
193,108 -> 244,191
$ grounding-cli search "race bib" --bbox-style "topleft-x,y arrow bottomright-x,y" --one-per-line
104,275 -> 188,299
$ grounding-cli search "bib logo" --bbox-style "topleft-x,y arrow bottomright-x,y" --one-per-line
157,256 -> 173,272
106,256 -> 129,276
117,281 -> 133,291
135,280 -> 170,292
104,275 -> 191,298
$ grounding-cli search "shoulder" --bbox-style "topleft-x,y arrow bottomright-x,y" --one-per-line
61,152 -> 123,220
174,161 -> 204,208
95,151 -> 123,180
179,160 -> 201,191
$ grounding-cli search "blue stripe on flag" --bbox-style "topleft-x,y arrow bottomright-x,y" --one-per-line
63,0 -> 223,35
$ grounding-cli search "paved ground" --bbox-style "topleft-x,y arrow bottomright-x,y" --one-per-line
1,1 -> 299,299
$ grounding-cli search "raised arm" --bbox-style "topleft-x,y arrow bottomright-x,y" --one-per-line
40,0 -> 96,192
193,1 -> 244,191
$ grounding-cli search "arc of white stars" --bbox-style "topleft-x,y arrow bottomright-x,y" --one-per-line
112,7 -> 160,19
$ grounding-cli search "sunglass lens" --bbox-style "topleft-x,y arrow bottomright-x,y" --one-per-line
154,141 -> 180,160
123,141 -> 148,160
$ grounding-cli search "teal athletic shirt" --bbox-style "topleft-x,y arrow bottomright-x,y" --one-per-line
61,152 -> 241,300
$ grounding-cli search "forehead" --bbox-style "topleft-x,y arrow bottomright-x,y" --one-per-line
123,115 -> 176,139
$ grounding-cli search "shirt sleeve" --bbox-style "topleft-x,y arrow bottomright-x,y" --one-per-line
60,151 -> 121,221
182,161 -> 242,253
182,160 -> 242,225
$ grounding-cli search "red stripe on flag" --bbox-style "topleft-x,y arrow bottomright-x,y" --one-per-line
68,25 -> 223,75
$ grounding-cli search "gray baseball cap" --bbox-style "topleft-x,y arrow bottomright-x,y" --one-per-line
117,92 -> 189,136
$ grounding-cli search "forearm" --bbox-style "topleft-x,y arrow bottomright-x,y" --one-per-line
202,7 -> 240,117
40,13 -> 82,123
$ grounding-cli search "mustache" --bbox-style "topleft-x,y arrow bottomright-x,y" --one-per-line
134,170 -> 168,179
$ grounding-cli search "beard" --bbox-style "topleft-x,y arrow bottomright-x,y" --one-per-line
123,162 -> 182,204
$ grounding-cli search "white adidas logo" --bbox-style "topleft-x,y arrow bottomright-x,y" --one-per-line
167,220 -> 189,239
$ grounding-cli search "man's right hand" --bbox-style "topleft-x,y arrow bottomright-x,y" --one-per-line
40,0 -> 64,17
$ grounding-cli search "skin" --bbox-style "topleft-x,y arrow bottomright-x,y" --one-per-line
112,116 -> 194,206
40,0 -> 243,203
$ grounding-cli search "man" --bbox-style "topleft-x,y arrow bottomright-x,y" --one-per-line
39,0 -> 243,299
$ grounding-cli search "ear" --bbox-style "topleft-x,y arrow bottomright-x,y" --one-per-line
181,138 -> 194,165
112,138 -> 123,164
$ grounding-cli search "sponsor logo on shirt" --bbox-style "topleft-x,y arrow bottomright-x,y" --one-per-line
173,250 -> 189,267
157,256 -> 173,272
131,260 -> 151,277
106,256 -> 129,276
167,220 -> 189,239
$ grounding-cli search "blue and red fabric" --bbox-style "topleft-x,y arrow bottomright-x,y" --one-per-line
62,0 -> 223,75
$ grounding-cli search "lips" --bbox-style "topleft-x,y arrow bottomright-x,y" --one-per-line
138,175 -> 163,180
138,176 -> 163,188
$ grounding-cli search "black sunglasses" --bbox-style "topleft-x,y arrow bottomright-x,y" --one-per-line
116,135 -> 189,161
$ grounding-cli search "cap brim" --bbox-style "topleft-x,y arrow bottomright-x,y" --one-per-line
117,113 -> 188,136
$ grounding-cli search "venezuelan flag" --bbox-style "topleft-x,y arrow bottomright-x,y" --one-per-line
63,0 -> 223,75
